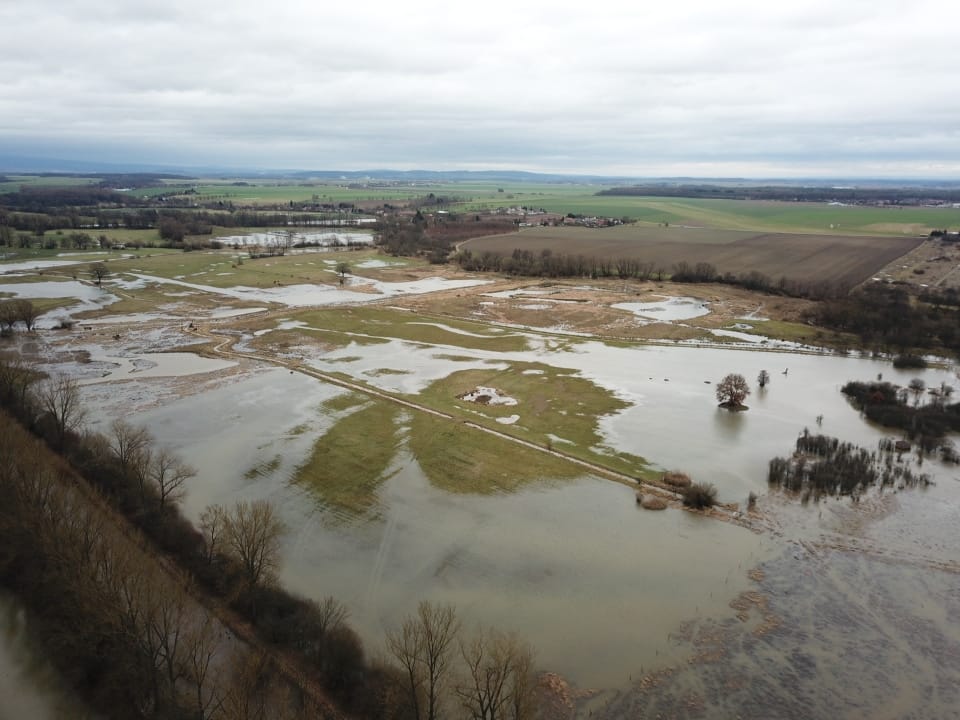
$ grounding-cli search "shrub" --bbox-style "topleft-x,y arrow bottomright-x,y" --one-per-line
640,495 -> 668,511
661,471 -> 692,488
893,354 -> 927,369
682,482 -> 718,509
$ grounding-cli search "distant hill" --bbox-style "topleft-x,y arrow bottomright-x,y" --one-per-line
1,153 -> 959,190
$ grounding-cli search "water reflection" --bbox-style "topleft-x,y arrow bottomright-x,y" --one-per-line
712,406 -> 746,442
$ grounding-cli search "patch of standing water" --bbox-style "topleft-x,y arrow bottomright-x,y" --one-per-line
74,350 -> 236,384
118,368 -> 771,690
309,340 -> 511,394
127,273 -> 492,307
216,231 -> 374,247
613,297 -> 710,321
0,259 -> 92,273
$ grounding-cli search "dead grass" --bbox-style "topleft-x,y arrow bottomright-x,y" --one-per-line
662,471 -> 692,489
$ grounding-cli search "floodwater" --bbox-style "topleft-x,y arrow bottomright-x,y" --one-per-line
97,338 -> 960,700
613,296 -> 711,321
215,230 -> 373,247
0,592 -> 91,720
75,351 -> 236,384
114,369 -> 771,689
52,308 -> 960,713
128,273 -> 492,307
300,332 -> 958,501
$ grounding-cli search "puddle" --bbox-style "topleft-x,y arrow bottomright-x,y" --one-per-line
216,231 -> 373,247
128,273 -> 492,307
77,350 -> 237,384
614,297 -> 710,321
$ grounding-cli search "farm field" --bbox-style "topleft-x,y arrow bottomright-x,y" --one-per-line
462,225 -> 924,287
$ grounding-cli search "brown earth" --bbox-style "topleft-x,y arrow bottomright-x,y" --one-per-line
389,275 -> 822,345
463,225 -> 923,287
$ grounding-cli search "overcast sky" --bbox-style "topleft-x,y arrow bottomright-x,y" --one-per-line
1,0 -> 958,177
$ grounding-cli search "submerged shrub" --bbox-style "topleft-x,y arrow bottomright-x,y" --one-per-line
682,482 -> 717,509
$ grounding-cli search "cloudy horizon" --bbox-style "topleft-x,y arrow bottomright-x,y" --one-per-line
2,0 -> 958,178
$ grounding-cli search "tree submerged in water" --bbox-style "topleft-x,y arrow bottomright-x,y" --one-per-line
768,429 -> 932,503
716,373 -> 750,410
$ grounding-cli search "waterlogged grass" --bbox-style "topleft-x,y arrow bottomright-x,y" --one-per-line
320,392 -> 368,413
292,306 -> 530,352
408,412 -> 583,493
106,247 -> 415,292
416,362 -> 653,479
244,454 -> 281,480
286,422 -> 312,436
294,400 -> 403,516
741,319 -> 856,347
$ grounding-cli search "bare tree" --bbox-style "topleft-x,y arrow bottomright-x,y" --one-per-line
13,299 -> 39,331
152,447 -> 196,509
387,614 -> 426,720
200,503 -> 228,565
757,369 -> 770,389
0,300 -> 19,333
420,602 -> 460,720
336,261 -> 350,286
110,419 -> 152,473
315,595 -> 349,636
224,500 -> 286,590
455,629 -> 537,720
90,262 -> 109,286
183,615 -> 225,720
36,374 -> 87,446
387,602 -> 460,720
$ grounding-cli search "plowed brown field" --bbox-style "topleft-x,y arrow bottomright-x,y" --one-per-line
463,225 -> 922,286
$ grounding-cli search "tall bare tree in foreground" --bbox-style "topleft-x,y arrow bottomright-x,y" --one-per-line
387,601 -> 461,720
455,629 -> 537,720
36,374 -> 86,447
224,499 -> 286,591
152,447 -> 196,509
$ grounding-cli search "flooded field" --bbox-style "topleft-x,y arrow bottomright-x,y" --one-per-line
5,255 -> 960,716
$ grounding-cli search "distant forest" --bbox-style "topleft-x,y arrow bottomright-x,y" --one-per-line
597,184 -> 960,205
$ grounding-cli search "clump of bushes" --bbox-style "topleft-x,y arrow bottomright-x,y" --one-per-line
636,492 -> 668,510
681,482 -> 718,509
893,354 -> 927,369
662,470 -> 692,488
768,431 -> 932,502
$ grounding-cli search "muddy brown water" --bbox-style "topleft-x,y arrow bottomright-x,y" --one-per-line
74,340 -> 960,717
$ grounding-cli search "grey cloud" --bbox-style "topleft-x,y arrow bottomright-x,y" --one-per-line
1,0 -> 959,176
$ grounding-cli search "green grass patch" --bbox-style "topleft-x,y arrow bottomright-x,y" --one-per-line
320,392 -> 367,413
291,306 -> 530,352
286,423 -> 311,436
293,401 -> 403,516
408,412 -> 582,493
742,319 -> 856,348
415,362 -> 653,479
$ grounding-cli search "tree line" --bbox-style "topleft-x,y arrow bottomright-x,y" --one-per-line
597,184 -> 960,205
807,284 -> 960,355
0,298 -> 39,335
454,248 -> 851,299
